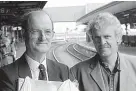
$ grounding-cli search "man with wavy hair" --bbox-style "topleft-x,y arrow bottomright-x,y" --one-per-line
70,12 -> 136,91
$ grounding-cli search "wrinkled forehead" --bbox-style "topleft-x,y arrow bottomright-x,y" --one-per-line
27,11 -> 53,30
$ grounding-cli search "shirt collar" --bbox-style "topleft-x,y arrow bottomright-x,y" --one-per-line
114,54 -> 120,71
99,53 -> 120,72
25,54 -> 47,71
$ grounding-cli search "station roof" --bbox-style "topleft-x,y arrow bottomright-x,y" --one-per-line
44,6 -> 85,22
0,1 -> 47,26
76,1 -> 136,25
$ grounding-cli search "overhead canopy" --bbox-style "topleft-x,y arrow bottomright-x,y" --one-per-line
76,1 -> 136,25
0,1 -> 47,26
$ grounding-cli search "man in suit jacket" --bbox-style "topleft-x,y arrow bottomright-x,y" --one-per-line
0,10 -> 69,91
70,12 -> 136,91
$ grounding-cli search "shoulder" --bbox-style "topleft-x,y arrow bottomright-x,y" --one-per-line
0,58 -> 20,91
0,55 -> 24,79
120,53 -> 136,65
71,54 -> 97,71
47,59 -> 69,70
0,59 -> 18,76
0,60 -> 19,88
120,53 -> 136,83
69,57 -> 96,81
70,59 -> 91,77
47,59 -> 69,81
120,53 -> 136,70
70,54 -> 98,79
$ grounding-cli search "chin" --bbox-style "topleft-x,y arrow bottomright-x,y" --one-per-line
99,51 -> 111,57
36,47 -> 50,53
101,53 -> 110,57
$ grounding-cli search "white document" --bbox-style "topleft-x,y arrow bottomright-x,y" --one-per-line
18,76 -> 79,91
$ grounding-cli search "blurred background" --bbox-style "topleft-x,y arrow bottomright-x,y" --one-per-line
0,1 -> 136,68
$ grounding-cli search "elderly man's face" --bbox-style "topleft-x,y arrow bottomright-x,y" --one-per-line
92,26 -> 119,57
26,12 -> 53,53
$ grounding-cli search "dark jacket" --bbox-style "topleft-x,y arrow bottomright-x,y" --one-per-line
70,53 -> 136,91
0,54 -> 69,91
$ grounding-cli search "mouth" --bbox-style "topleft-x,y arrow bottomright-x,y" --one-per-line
99,45 -> 111,49
101,47 -> 109,49
99,47 -> 110,52
99,46 -> 109,49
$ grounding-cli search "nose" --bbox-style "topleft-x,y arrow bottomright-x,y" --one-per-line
38,32 -> 46,41
100,37 -> 106,45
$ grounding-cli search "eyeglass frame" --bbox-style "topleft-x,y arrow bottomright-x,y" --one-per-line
27,28 -> 55,38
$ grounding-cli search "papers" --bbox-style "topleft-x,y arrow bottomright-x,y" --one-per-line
18,76 -> 79,91
58,79 -> 79,91
18,77 -> 62,91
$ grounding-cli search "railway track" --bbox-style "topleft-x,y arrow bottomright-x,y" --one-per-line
73,44 -> 96,58
67,43 -> 89,61
52,43 -> 96,67
53,43 -> 82,68
47,42 -> 66,62
52,43 -> 66,63
67,43 -> 96,61
73,44 -> 91,58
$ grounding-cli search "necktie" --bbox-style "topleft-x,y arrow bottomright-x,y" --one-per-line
38,64 -> 47,80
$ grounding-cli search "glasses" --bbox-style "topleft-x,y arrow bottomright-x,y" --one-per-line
29,29 -> 54,38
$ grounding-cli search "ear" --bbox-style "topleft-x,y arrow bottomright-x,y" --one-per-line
51,31 -> 54,38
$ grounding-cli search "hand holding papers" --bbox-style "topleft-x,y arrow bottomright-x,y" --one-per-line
58,79 -> 79,91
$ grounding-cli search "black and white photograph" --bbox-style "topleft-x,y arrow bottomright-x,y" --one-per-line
0,0 -> 136,91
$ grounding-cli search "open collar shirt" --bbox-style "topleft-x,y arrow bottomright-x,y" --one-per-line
99,54 -> 120,91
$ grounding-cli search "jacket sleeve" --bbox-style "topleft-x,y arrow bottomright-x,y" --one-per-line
0,68 -> 16,91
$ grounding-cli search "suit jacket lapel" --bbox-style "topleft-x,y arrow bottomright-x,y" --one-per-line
119,53 -> 129,91
46,59 -> 57,80
89,54 -> 106,91
18,54 -> 32,78
18,56 -> 58,80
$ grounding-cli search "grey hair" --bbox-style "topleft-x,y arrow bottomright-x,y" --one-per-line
87,12 -> 122,37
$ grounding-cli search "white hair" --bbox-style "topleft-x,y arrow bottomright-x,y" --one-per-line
87,12 -> 122,37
